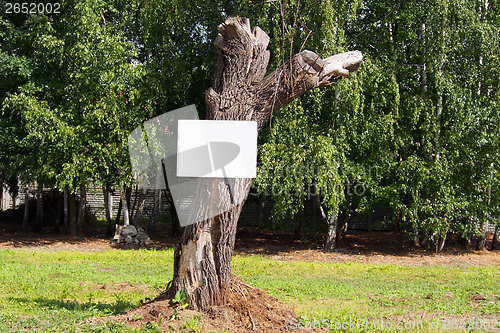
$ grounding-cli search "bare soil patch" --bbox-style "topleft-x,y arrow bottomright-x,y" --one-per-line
78,281 -> 153,297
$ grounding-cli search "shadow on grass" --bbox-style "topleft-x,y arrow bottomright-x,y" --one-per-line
9,297 -> 137,315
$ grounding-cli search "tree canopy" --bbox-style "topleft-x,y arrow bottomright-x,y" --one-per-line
1,0 -> 499,249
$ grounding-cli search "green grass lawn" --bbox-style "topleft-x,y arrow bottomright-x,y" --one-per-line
0,248 -> 498,332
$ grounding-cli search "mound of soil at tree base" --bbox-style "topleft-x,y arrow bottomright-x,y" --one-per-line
87,275 -> 328,332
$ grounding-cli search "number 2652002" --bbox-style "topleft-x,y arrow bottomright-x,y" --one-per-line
5,3 -> 61,14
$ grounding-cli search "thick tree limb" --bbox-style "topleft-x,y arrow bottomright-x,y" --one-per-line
205,17 -> 363,130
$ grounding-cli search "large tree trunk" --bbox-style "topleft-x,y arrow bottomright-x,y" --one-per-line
169,17 -> 362,310
170,178 -> 252,309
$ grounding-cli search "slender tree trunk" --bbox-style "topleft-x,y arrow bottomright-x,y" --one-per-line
437,231 -> 447,253
130,183 -> 139,219
171,205 -> 179,236
54,189 -> 61,233
312,185 -> 318,226
164,190 -> 180,236
492,225 -> 500,250
125,186 -> 132,222
103,186 -> 114,237
318,196 -> 338,252
148,189 -> 160,236
120,191 -> 130,226
168,17 -> 362,310
301,203 -> 307,240
477,221 -> 487,250
258,199 -> 265,227
132,188 -> 147,227
0,180 -> 3,211
63,187 -> 69,234
36,182 -> 43,232
462,232 -> 471,250
413,223 -> 420,248
23,183 -> 29,233
324,212 -> 338,252
76,185 -> 86,233
115,191 -> 122,226
159,190 -> 162,215
69,193 -> 77,236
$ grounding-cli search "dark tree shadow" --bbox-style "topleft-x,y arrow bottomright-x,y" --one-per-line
9,297 -> 136,315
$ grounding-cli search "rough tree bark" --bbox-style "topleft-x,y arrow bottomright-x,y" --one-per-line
169,17 -> 362,310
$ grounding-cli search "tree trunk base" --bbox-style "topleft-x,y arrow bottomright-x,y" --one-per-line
96,274 -> 328,333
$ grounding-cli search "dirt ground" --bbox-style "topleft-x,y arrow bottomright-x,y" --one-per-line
87,274 -> 329,333
0,217 -> 499,332
1,222 -> 498,268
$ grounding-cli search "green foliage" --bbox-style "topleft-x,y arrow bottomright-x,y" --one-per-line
1,0 -> 148,192
250,0 -> 500,250
253,1 -> 401,226
0,248 -> 173,332
233,254 -> 500,328
0,0 -> 498,247
1,248 -> 499,332
181,315 -> 201,332
169,308 -> 180,321
171,289 -> 188,308
348,0 -> 500,246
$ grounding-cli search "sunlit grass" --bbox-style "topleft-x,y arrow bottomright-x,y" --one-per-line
0,248 -> 499,332
232,255 -> 500,332
0,249 -> 173,332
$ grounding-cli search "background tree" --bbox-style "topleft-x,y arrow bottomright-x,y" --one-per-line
0,0 -> 148,233
350,0 -> 500,250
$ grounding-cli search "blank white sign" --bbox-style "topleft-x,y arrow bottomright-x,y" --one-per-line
177,120 -> 257,178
